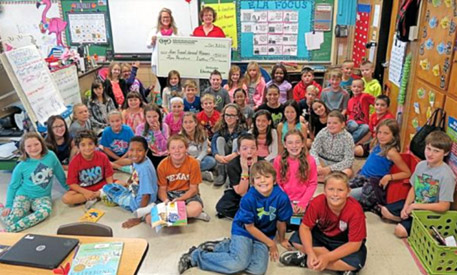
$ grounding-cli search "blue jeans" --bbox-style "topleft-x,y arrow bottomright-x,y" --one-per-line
102,183 -> 134,212
346,120 -> 369,143
191,235 -> 269,274
200,156 -> 216,171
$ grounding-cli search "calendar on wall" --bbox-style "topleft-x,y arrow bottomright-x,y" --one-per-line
67,12 -> 109,45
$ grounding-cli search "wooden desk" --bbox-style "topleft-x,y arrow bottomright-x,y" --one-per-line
0,233 -> 148,275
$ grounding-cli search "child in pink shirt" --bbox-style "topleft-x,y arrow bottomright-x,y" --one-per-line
273,129 -> 317,213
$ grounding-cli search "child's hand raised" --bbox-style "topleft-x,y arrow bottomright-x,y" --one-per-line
1,207 -> 10,217
132,61 -> 140,68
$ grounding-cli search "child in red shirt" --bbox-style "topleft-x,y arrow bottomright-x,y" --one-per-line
62,130 -> 114,208
197,94 -> 221,140
280,172 -> 367,273
293,67 -> 322,101
347,79 -> 375,144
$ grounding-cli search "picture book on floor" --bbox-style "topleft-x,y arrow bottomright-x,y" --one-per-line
79,209 -> 105,223
150,201 -> 187,232
69,242 -> 123,275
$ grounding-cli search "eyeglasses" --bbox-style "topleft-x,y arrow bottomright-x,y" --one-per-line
224,114 -> 237,118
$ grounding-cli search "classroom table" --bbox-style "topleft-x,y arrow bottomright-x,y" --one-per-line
0,232 -> 149,274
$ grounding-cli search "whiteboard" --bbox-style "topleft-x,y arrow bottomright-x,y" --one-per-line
0,1 -> 66,58
108,0 -> 199,55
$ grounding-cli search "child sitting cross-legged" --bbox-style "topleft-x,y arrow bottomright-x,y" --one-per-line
144,135 -> 211,224
280,171 -> 367,275
178,160 -> 293,274
62,130 -> 114,209
380,131 -> 456,238
101,136 -> 158,228
0,133 -> 67,232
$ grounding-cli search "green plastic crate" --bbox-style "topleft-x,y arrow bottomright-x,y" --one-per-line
409,211 -> 457,275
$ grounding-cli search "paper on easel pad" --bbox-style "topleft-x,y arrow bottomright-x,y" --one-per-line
305,32 -> 324,50
150,201 -> 187,232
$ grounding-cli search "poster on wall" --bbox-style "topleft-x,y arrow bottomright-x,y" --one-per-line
446,116 -> 457,176
206,3 -> 238,49
314,4 -> 332,31
239,0 -> 312,60
389,37 -> 407,87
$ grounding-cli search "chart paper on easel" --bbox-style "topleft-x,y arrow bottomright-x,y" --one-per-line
1,46 -> 66,124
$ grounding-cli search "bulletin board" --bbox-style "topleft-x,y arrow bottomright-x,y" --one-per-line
236,0 -> 333,62
0,0 -> 66,58
402,78 -> 446,151
67,12 -> 109,45
415,0 -> 457,90
60,0 -> 112,57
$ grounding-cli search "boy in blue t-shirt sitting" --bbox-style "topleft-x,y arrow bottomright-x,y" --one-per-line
178,160 -> 293,274
100,110 -> 134,170
380,131 -> 456,238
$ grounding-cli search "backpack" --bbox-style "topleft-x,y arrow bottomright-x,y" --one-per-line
396,0 -> 422,42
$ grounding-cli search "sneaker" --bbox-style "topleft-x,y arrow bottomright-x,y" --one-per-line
178,246 -> 197,274
118,165 -> 133,174
133,203 -> 156,218
197,238 -> 227,252
195,211 -> 211,222
338,271 -> 358,275
202,171 -> 214,182
279,251 -> 307,267
84,199 -> 98,210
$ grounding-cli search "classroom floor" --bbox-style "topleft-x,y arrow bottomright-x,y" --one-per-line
0,159 -> 421,275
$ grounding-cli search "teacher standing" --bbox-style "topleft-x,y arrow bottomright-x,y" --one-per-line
147,8 -> 182,90
192,6 -> 226,38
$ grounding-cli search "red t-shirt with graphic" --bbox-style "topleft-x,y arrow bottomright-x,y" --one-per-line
302,194 -> 366,242
67,151 -> 114,191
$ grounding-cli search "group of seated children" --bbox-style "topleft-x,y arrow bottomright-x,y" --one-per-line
1,60 -> 455,275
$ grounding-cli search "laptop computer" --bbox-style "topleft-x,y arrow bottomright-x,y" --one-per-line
0,234 -> 79,269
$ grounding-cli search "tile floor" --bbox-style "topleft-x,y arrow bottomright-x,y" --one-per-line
0,159 -> 421,275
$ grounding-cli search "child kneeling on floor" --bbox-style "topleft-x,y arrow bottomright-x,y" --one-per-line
380,131 -> 456,238
101,136 -> 158,228
178,160 -> 293,274
280,171 -> 367,275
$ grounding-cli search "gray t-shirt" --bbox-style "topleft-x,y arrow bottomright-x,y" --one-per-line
202,87 -> 230,112
410,161 -> 456,203
320,87 -> 349,112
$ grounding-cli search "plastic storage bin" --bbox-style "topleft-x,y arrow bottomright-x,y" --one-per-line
409,211 -> 457,274
386,152 -> 420,204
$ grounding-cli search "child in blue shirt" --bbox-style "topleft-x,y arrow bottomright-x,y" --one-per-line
178,160 -> 292,274
100,110 -> 135,169
0,132 -> 67,232
101,136 -> 158,228
183,80 -> 202,113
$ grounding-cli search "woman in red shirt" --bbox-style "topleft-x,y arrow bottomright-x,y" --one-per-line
192,6 -> 226,37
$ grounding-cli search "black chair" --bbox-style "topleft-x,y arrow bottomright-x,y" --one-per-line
57,222 -> 113,237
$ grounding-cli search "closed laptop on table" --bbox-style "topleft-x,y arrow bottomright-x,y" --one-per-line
0,234 -> 79,269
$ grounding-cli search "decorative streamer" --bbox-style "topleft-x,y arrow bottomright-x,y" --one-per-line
398,53 -> 412,105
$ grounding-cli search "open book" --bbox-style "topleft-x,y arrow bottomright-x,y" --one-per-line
150,201 -> 187,232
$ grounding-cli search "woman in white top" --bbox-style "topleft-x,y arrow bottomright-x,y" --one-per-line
147,8 -> 183,87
